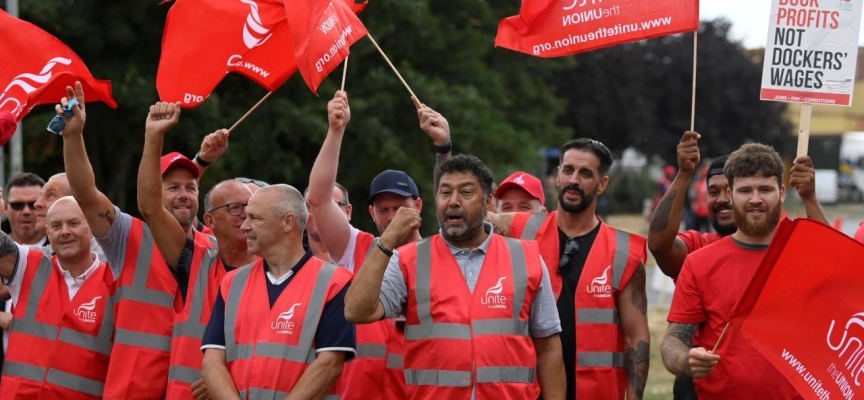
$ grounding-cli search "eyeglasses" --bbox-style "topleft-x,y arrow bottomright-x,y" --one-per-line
558,238 -> 580,275
235,177 -> 269,187
207,202 -> 247,216
8,201 -> 36,211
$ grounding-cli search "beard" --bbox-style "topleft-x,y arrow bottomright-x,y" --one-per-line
557,184 -> 597,213
439,205 -> 486,243
732,202 -> 782,238
710,219 -> 738,236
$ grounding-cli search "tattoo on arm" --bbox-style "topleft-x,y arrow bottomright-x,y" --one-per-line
667,323 -> 697,347
0,234 -> 18,258
649,189 -> 677,232
662,323 -> 698,376
625,340 -> 650,399
629,264 -> 647,316
97,209 -> 114,225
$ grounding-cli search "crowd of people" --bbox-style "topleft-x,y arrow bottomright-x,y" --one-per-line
0,82 -> 832,400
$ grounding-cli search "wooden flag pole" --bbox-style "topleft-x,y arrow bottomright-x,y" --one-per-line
797,103 -> 813,157
228,91 -> 274,133
341,56 -> 349,91
690,30 -> 698,132
366,33 -> 418,101
712,323 -> 730,353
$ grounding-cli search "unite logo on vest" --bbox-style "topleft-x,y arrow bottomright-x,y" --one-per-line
481,277 -> 508,309
587,265 -> 613,298
271,302 -> 302,335
74,295 -> 102,324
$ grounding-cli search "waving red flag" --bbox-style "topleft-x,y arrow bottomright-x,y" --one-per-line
727,219 -> 864,400
157,0 -> 297,107
0,10 -> 116,123
285,0 -> 368,94
495,0 -> 698,58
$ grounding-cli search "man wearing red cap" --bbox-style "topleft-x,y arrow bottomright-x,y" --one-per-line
495,171 -> 547,214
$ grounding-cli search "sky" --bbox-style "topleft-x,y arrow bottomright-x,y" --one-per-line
701,0 -> 864,48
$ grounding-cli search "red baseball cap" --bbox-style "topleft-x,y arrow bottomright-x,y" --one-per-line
160,152 -> 200,179
494,171 -> 545,205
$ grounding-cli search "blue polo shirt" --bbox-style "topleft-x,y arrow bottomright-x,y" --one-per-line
201,250 -> 355,359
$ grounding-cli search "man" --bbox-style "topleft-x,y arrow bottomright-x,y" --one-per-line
345,154 -> 565,399
661,143 -> 803,399
490,138 -> 650,400
5,172 -> 46,246
648,131 -> 827,280
306,91 -> 451,399
58,82 -> 224,398
495,171 -> 547,213
137,101 -> 254,399
201,185 -> 356,398
0,197 -> 118,399
304,183 -> 352,261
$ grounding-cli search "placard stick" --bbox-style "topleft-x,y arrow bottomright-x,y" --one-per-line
797,103 -> 813,157
341,56 -> 349,91
228,91 -> 274,133
712,323 -> 730,353
690,31 -> 698,132
366,33 -> 418,101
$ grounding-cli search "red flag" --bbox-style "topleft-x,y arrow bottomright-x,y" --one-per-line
0,10 -> 116,122
727,219 -> 864,400
157,0 -> 297,107
495,0 -> 698,58
284,0 -> 368,94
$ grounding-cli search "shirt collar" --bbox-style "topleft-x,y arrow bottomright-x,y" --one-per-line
439,222 -> 495,255
56,252 -> 101,281
264,248 -> 313,282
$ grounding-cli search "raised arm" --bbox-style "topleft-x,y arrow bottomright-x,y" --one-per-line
307,91 -> 353,262
648,131 -> 700,278
412,97 -> 451,190
138,102 -> 186,271
617,264 -> 650,400
789,156 -> 829,225
59,82 -> 117,238
191,129 -> 229,176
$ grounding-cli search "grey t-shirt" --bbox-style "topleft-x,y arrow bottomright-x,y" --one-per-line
379,222 -> 562,338
94,206 -> 134,274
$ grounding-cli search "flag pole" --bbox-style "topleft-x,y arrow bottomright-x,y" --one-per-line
341,56 -> 349,91
712,323 -> 730,353
690,30 -> 698,132
228,91 -> 274,133
797,103 -> 812,157
366,33 -> 418,101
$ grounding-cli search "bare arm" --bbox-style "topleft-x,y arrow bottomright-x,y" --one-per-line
617,265 -> 650,400
662,322 -> 706,377
138,102 -> 186,271
790,156 -> 829,225
486,212 -> 515,237
307,91 -> 353,262
533,334 -> 566,400
284,351 -> 346,400
201,349 -> 240,400
0,233 -> 20,281
59,82 -> 116,238
648,131 -> 701,278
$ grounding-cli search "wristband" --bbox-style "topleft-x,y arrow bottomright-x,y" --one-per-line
432,140 -> 452,154
374,237 -> 394,257
194,152 -> 212,167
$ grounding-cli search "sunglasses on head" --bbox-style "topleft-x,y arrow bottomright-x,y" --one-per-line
235,177 -> 269,187
558,237 -> 580,275
8,201 -> 36,211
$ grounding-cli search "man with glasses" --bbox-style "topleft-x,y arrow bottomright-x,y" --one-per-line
5,173 -> 46,246
490,138 -> 650,400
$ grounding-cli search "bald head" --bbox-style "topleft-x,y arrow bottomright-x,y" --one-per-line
36,174 -> 71,234
46,196 -> 92,261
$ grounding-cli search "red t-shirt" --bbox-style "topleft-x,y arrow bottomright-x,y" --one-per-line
668,236 -> 802,399
676,230 -> 721,253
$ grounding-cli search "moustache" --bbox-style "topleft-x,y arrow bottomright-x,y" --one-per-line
562,185 -> 585,196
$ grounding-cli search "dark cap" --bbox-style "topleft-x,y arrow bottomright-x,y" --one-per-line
707,155 -> 729,183
367,170 -> 420,205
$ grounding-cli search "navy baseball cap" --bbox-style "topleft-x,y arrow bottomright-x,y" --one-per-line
707,155 -> 729,184
367,170 -> 420,205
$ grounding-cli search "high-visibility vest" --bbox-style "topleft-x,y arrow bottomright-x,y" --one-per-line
0,251 -> 116,399
222,256 -> 353,398
398,234 -> 544,400
166,236 -> 222,400
104,217 -> 183,399
510,212 -> 647,399
334,231 -> 406,400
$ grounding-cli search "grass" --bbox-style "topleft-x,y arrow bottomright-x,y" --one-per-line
645,306 -> 676,400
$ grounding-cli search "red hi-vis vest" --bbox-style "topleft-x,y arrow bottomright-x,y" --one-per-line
0,251 -> 116,399
335,231 -> 406,400
104,217 -> 183,399
398,234 -> 544,400
166,237 -> 222,400
510,212 -> 647,400
221,256 -> 353,398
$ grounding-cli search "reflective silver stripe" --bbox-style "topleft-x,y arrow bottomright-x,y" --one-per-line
224,264 -> 253,363
254,342 -> 315,363
404,369 -> 471,387
206,234 -> 218,248
173,248 -> 219,341
577,308 -> 619,324
471,319 -> 529,336
241,388 -> 340,400
356,343 -> 387,359
11,319 -> 58,340
611,230 -> 630,290
404,322 -> 471,340
579,351 -> 624,367
386,354 -> 403,369
46,368 -> 104,397
505,237 -> 528,321
520,213 -> 547,240
476,366 -> 535,384
22,257 -> 55,322
114,328 -> 171,352
407,239 -> 474,341
58,329 -> 112,355
116,225 -> 176,309
2,361 -> 46,381
168,365 -> 201,385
